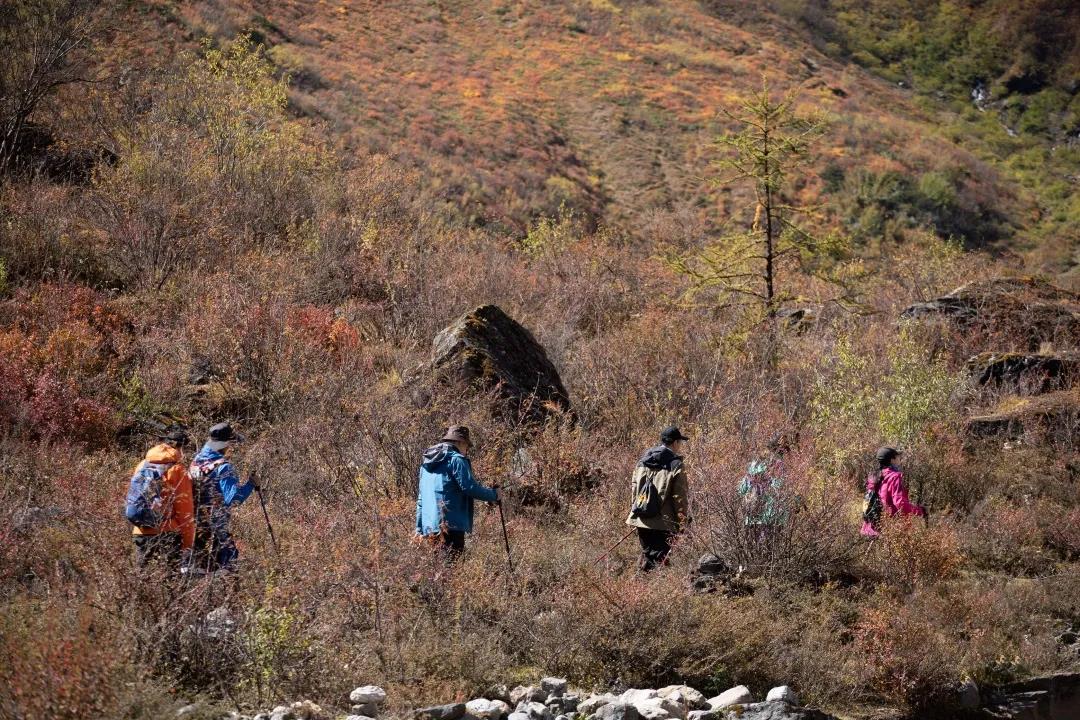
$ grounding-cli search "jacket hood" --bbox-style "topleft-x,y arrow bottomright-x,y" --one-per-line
640,444 -> 680,470
146,443 -> 182,464
194,445 -> 226,463
422,442 -> 459,468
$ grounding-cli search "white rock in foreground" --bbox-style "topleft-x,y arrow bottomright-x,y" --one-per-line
351,686 -> 388,706
466,699 -> 510,720
707,686 -> 752,710
765,686 -> 799,705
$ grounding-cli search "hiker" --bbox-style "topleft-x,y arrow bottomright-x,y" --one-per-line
626,425 -> 690,571
860,446 -> 926,538
190,422 -> 258,572
126,427 -> 195,571
415,425 -> 500,558
737,434 -> 791,535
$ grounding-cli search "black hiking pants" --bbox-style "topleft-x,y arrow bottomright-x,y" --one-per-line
637,528 -> 673,571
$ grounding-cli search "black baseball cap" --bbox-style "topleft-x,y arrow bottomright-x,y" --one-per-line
159,426 -> 190,446
208,422 -> 245,444
876,446 -> 901,463
661,425 -> 690,444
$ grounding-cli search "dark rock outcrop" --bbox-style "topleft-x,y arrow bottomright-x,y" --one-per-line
429,305 -> 570,421
978,672 -> 1080,719
902,277 -> 1080,350
965,390 -> 1080,445
968,351 -> 1077,393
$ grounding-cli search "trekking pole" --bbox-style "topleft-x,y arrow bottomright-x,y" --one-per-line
251,473 -> 279,555
496,497 -> 514,575
593,527 -> 636,565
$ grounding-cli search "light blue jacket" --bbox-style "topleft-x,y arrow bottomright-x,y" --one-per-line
415,443 -> 497,535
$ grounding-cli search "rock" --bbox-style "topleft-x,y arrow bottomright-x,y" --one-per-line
687,712 -> 716,720
541,677 -> 568,698
776,307 -> 817,334
697,555 -> 728,575
764,687 -> 798,705
268,707 -> 291,720
347,716 -> 377,720
578,694 -> 617,715
518,702 -> 551,720
708,687 -> 753,710
901,277 -> 1080,351
507,713 -> 530,720
352,704 -> 379,717
428,304 -> 571,421
955,678 -> 980,710
487,686 -> 512,704
634,697 -> 686,720
980,672 -> 1080,719
619,689 -> 659,707
717,703 -> 837,720
965,389 -> 1080,445
510,686 -> 548,706
203,606 -> 236,640
415,704 -> 467,720
466,699 -> 511,720
351,686 -> 388,706
594,702 -> 639,720
658,685 -> 707,711
968,351 -> 1076,393
557,695 -> 579,713
176,705 -> 200,719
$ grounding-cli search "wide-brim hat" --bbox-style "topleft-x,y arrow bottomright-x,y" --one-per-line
441,425 -> 472,445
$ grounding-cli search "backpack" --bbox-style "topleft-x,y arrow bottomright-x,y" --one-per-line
862,471 -> 884,525
630,468 -> 664,519
124,461 -> 173,527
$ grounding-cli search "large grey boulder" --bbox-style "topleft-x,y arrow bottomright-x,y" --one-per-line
707,687 -> 752,710
619,689 -> 659,707
517,702 -> 551,720
429,304 -> 571,421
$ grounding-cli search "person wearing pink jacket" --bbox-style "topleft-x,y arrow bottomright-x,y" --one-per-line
861,446 -> 926,538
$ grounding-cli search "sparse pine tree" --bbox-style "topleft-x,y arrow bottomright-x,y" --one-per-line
668,78 -> 844,318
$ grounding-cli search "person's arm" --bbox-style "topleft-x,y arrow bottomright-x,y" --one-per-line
671,463 -> 689,528
887,471 -> 925,517
218,462 -> 255,507
451,456 -> 498,502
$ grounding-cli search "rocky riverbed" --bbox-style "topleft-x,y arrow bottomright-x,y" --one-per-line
178,678 -> 836,720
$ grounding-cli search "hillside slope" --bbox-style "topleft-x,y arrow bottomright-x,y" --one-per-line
136,0 -> 1068,264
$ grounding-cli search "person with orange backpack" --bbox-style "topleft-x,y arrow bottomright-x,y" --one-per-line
125,427 -> 195,570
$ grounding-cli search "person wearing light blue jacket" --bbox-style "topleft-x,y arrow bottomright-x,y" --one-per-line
416,425 -> 499,557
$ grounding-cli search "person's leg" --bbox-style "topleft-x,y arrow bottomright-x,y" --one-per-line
441,529 -> 466,562
213,528 -> 239,571
637,528 -> 670,571
134,533 -> 182,571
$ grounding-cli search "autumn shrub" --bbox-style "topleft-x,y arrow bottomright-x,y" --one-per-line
867,519 -> 962,592
0,601 -> 129,720
963,497 -> 1052,575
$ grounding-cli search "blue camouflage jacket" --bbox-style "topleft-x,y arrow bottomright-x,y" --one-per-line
191,445 -> 254,531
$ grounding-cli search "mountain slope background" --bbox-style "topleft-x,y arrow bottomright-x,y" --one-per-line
2,2 -> 1080,719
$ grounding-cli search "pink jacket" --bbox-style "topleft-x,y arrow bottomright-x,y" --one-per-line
860,466 -> 924,538
879,467 -> 924,518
